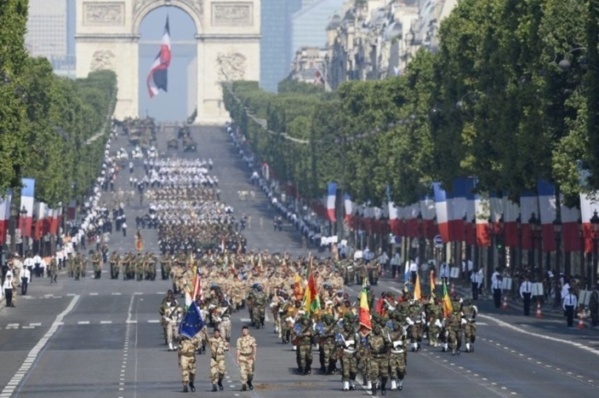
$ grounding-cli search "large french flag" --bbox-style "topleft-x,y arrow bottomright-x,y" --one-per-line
405,203 -> 420,238
147,16 -> 172,98
0,191 -> 11,245
20,178 -> 35,238
503,196 -> 520,247
452,178 -> 476,242
344,193 -> 354,225
537,180 -> 557,252
433,182 -> 452,242
388,202 -> 400,235
33,202 -> 47,240
419,195 -> 437,239
474,193 -> 491,246
326,182 -> 337,222
520,191 -> 539,250
580,192 -> 599,254
561,203 -> 581,252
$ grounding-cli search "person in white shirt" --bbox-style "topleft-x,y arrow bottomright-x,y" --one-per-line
3,272 -> 15,307
470,269 -> 483,300
409,259 -> 419,285
23,255 -> 35,279
562,287 -> 578,327
377,251 -> 389,272
439,262 -> 450,285
20,266 -> 31,295
390,252 -> 401,279
491,268 -> 503,309
519,276 -> 533,316
32,253 -> 43,277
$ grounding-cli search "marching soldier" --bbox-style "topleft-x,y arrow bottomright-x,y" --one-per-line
91,250 -> 102,279
109,251 -> 120,279
209,329 -> 227,391
236,325 -> 257,391
388,319 -> 408,391
338,315 -> 358,391
462,298 -> 478,352
178,334 -> 200,393
368,325 -> 390,395
295,316 -> 314,375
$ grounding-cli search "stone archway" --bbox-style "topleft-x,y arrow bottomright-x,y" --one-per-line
76,0 -> 261,125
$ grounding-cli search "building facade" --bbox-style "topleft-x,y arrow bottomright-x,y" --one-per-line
291,0 -> 345,61
25,0 -> 76,77
260,0 -> 302,92
324,0 -> 458,89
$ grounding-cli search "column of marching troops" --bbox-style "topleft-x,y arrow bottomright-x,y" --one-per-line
15,145 -> 482,394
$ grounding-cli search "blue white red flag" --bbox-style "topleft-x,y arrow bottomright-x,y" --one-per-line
147,16 -> 172,98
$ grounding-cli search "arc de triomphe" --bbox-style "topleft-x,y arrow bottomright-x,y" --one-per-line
76,0 -> 260,125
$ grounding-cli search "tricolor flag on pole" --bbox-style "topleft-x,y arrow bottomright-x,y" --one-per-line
0,191 -> 11,245
147,16 -> 172,98
326,182 -> 337,222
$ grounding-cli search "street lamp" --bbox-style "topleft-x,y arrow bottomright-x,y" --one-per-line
590,210 -> 599,288
417,211 -> 424,264
553,216 -> 562,307
528,212 -> 538,273
20,205 -> 27,255
578,218 -> 586,282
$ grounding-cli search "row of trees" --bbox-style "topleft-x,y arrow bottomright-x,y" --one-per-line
1,0 -> 117,207
223,0 -> 598,208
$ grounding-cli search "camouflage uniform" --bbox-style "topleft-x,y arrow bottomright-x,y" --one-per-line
178,336 -> 200,392
208,332 -> 226,391
236,328 -> 257,391
388,325 -> 408,391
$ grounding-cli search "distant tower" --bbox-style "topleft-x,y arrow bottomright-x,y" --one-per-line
260,0 -> 302,92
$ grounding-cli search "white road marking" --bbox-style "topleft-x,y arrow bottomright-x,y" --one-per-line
126,320 -> 137,324
147,320 -> 159,323
0,294 -> 80,397
101,321 -> 113,324
78,321 -> 90,325
112,292 -> 122,296
6,323 -> 19,329
479,314 -> 599,357
240,318 -> 251,323
89,293 -> 99,296
30,323 -> 42,327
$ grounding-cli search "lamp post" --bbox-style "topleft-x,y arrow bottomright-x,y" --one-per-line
528,213 -> 538,274
417,212 -> 425,265
9,202 -> 18,256
553,216 -> 562,307
19,205 -> 27,256
578,218 -> 586,283
591,210 -> 599,288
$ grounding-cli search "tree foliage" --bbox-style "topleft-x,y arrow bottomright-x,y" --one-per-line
224,0 -> 597,205
0,1 -> 117,206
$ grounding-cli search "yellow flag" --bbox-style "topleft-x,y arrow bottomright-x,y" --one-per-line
414,273 -> 422,300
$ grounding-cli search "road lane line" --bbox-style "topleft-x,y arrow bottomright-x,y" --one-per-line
1,294 -> 80,397
77,321 -> 90,325
479,314 -> 599,357
101,321 -> 113,324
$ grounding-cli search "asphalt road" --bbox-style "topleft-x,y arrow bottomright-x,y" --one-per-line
1,125 -> 598,398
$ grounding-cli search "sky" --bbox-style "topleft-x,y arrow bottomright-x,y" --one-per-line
138,6 -> 196,122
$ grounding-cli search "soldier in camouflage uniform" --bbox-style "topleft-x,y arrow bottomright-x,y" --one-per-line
461,298 -> 478,352
48,257 -> 58,283
388,318 -> 408,391
427,297 -> 444,347
208,329 -> 226,391
368,324 -> 390,395
178,335 -> 200,392
317,314 -> 338,375
295,316 -> 314,375
236,325 -> 257,391
91,250 -> 102,279
338,315 -> 358,391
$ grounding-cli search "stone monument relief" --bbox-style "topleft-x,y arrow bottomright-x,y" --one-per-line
90,50 -> 116,72
83,2 -> 125,26
216,52 -> 247,81
212,2 -> 253,26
